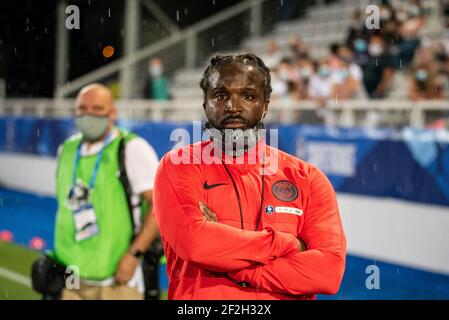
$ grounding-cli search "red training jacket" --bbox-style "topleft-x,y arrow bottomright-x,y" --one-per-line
153,140 -> 346,300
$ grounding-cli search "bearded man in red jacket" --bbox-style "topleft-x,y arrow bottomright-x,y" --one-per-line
153,53 -> 346,300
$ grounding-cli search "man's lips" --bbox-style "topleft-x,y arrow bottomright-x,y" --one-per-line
222,118 -> 247,128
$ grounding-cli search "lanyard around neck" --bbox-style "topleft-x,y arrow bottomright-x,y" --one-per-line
72,132 -> 113,189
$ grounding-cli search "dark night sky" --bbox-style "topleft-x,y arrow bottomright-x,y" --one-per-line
0,0 -> 240,97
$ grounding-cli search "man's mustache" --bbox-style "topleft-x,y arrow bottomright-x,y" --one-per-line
219,115 -> 247,126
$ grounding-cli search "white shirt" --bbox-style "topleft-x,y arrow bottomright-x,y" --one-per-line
348,63 -> 363,82
71,128 -> 159,196
308,75 -> 334,99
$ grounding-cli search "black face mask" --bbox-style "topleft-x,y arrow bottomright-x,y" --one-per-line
204,121 -> 265,157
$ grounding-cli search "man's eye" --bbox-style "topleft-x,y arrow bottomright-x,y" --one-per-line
215,93 -> 227,100
243,94 -> 254,101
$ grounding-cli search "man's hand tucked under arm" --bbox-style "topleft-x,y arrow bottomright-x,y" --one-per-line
199,202 -> 217,222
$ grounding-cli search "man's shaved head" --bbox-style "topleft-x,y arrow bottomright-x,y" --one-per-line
75,83 -> 116,117
78,83 -> 113,97
76,83 -> 114,111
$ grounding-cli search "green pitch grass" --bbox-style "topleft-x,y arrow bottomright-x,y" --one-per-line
0,241 -> 40,300
0,241 -> 168,300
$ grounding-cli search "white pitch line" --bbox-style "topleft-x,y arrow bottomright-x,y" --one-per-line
0,266 -> 31,288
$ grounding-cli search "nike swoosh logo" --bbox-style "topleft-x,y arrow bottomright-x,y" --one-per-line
203,181 -> 227,190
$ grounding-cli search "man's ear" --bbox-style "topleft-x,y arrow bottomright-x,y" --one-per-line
262,101 -> 269,119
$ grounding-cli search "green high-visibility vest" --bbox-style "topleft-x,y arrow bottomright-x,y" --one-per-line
54,129 -> 138,280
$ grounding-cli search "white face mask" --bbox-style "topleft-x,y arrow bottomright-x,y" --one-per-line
409,5 -> 420,17
368,44 -> 383,57
299,67 -> 312,79
75,114 -> 110,141
319,66 -> 330,78
334,69 -> 349,84
149,65 -> 163,78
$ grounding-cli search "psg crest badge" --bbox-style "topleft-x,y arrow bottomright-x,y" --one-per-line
272,180 -> 298,202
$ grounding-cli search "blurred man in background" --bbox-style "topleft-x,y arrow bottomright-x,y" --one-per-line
144,58 -> 170,100
363,35 -> 395,98
50,84 -> 160,299
409,64 -> 444,101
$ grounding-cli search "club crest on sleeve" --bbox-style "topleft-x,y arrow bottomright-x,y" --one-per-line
271,180 -> 298,202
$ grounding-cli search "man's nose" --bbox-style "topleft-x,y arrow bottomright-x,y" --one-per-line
226,96 -> 241,113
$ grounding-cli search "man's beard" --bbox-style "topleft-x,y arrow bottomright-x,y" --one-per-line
204,120 -> 265,157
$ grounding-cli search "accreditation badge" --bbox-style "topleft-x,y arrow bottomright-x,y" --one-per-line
73,204 -> 100,242
66,180 -> 100,241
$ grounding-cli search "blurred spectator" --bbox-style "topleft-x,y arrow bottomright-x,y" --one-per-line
379,3 -> 394,25
144,58 -> 170,100
258,0 -> 448,107
352,36 -> 370,67
397,1 -> 426,68
332,64 -> 359,100
346,9 -> 367,45
413,46 -> 440,74
270,67 -> 288,99
270,57 -> 301,100
286,80 -> 302,101
278,80 -> 304,124
288,36 -> 309,60
337,44 -> 364,83
409,64 -> 444,101
435,26 -> 449,59
308,60 -> 334,105
296,57 -> 314,99
278,57 -> 299,83
407,0 -> 425,18
329,43 -> 342,70
382,18 -> 402,62
363,35 -> 395,98
261,40 -> 283,69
